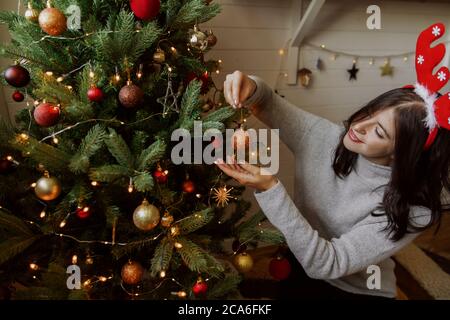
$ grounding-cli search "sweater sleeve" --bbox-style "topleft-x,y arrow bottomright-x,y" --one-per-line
241,75 -> 324,154
253,180 -> 431,280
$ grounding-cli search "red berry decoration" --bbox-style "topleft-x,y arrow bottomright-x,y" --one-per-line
12,90 -> 24,102
0,159 -> 14,174
33,103 -> 60,127
130,0 -> 160,20
269,255 -> 291,281
192,277 -> 208,296
87,86 -> 104,102
182,179 -> 195,193
4,65 -> 30,88
76,206 -> 91,219
153,168 -> 168,184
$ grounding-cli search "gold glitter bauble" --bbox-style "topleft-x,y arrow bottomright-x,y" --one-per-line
153,48 -> 166,63
119,83 -> 144,108
233,252 -> 254,273
132,199 -> 160,231
38,7 -> 67,36
25,3 -> 39,23
34,175 -> 61,201
121,261 -> 144,285
161,211 -> 174,228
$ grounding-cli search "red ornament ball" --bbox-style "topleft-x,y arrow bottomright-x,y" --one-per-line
0,159 -> 14,174
119,83 -> 144,108
130,0 -> 160,20
269,256 -> 291,281
182,180 -> 195,193
87,86 -> 104,102
121,261 -> 145,285
4,65 -> 30,88
186,71 -> 210,94
76,206 -> 91,219
34,103 -> 60,127
12,90 -> 24,102
153,169 -> 168,184
192,279 -> 208,296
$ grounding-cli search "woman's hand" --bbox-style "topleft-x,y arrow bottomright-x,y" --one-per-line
214,155 -> 278,192
224,71 -> 257,108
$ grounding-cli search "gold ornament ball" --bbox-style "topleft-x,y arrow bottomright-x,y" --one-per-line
153,48 -> 166,63
161,211 -> 174,228
38,7 -> 67,36
133,199 -> 160,231
119,83 -> 144,108
25,3 -> 39,23
121,261 -> 144,285
234,252 -> 254,273
34,176 -> 62,201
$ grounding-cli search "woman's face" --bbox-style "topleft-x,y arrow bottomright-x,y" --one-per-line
343,108 -> 396,166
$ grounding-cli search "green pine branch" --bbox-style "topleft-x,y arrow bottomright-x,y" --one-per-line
178,80 -> 202,131
171,0 -> 221,29
104,128 -> 134,168
150,237 -> 174,276
176,236 -> 208,273
133,171 -> 154,192
207,274 -> 242,299
177,207 -> 214,234
89,164 -> 133,182
130,131 -> 149,156
0,235 -> 42,266
136,139 -> 167,171
69,124 -> 107,173
11,136 -> 71,171
202,106 -> 236,123
0,208 -> 34,236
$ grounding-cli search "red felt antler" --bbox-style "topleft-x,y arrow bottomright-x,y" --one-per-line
405,23 -> 450,149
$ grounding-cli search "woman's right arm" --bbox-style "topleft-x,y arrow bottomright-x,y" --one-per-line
224,71 -> 328,154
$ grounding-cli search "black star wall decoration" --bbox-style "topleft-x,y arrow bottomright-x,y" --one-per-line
347,62 -> 359,81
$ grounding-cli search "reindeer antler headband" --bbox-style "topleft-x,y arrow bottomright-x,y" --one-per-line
404,23 -> 450,150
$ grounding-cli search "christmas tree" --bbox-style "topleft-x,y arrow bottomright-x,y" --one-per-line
0,0 -> 284,300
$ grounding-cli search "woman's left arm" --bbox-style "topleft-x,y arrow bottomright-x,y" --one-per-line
215,160 -> 431,280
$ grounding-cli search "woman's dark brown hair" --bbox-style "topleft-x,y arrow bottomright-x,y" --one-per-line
333,87 -> 450,241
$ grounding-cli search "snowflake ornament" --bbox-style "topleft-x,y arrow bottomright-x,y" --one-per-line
212,186 -> 234,207
417,55 -> 424,65
432,25 -> 441,37
437,71 -> 446,82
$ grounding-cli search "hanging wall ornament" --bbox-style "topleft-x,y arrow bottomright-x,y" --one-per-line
316,57 -> 324,71
38,1 -> 67,36
298,68 -> 312,87
206,29 -> 217,47
347,62 -> 359,81
24,2 -> 39,23
380,59 -> 394,77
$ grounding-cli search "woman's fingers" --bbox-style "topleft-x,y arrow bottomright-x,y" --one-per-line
232,71 -> 243,106
238,161 -> 260,175
223,77 -> 234,107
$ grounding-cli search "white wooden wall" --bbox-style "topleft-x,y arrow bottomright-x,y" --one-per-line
204,0 -> 450,202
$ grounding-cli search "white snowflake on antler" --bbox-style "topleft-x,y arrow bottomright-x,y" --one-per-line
432,25 -> 441,37
417,55 -> 425,65
437,71 -> 447,82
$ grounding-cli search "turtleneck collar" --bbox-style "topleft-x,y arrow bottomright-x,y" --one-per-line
354,154 -> 392,183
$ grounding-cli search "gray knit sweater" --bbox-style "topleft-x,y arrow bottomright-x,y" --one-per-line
243,75 -> 432,298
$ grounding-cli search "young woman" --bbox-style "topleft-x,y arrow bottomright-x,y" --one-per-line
215,69 -> 450,299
